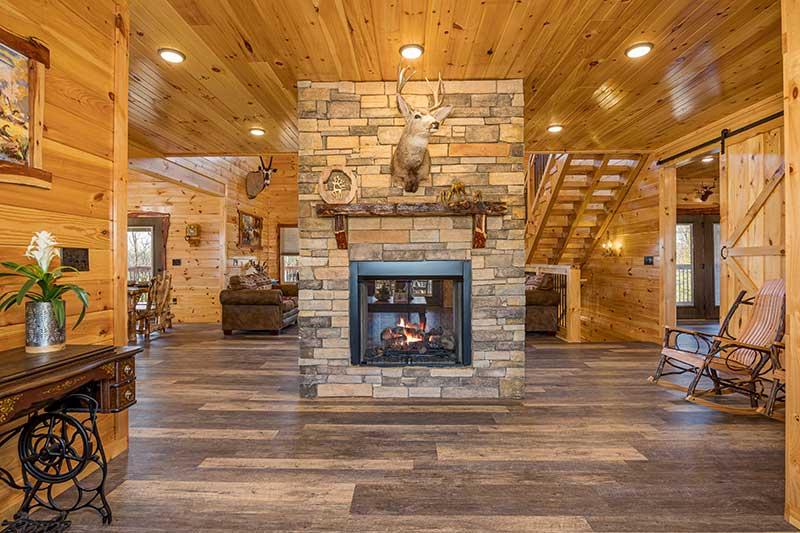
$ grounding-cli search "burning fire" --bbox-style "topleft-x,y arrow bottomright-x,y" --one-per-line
398,317 -> 425,344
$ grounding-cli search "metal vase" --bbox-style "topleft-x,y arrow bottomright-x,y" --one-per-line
25,301 -> 66,354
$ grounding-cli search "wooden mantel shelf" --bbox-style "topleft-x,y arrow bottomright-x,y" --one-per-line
315,202 -> 507,249
315,202 -> 507,217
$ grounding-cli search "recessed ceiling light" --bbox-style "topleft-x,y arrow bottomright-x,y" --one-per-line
399,44 -> 424,60
701,156 -> 715,163
547,124 -> 563,133
625,42 -> 654,59
158,48 -> 186,64
249,127 -> 266,137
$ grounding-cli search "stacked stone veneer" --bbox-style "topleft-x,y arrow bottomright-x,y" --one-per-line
297,78 -> 526,399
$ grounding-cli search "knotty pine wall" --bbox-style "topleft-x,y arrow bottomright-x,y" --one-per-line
128,172 -> 224,323
130,155 -> 298,295
581,158 -> 662,342
580,95 -> 783,343
0,0 -> 129,517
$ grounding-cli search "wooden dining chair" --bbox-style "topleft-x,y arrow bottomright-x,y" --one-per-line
135,277 -> 158,338
648,278 -> 785,414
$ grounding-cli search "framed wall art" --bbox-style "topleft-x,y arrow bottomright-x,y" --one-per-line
0,26 -> 51,189
238,210 -> 263,249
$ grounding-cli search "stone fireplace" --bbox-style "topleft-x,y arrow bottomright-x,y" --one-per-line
297,78 -> 526,399
350,260 -> 471,367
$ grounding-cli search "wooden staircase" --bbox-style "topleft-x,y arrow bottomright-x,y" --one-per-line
525,153 -> 647,265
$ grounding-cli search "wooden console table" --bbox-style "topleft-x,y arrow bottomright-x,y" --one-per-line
0,344 -> 140,528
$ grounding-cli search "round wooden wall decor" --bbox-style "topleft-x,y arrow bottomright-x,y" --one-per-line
318,168 -> 357,204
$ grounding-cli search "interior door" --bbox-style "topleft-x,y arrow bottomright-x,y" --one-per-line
720,125 -> 785,336
677,215 -> 720,320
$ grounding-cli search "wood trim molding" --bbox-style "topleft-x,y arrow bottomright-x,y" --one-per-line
658,166 -> 677,333
781,0 -> 799,526
112,1 -> 130,348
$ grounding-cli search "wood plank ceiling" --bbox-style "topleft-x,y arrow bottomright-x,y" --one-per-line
129,0 -> 783,155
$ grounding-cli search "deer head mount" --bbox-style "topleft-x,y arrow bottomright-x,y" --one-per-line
390,65 -> 453,193
245,156 -> 277,199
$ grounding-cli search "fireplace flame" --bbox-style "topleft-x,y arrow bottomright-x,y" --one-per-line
397,317 -> 424,344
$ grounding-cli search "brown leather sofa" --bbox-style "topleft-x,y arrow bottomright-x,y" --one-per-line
221,275 -> 299,335
525,273 -> 560,334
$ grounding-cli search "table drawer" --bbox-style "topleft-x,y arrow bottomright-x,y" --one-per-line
104,357 -> 135,384
105,380 -> 136,412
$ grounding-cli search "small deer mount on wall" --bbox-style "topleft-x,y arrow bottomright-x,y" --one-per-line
245,156 -> 277,200
390,65 -> 453,193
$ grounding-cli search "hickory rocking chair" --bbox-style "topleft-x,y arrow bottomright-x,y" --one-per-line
648,278 -> 785,415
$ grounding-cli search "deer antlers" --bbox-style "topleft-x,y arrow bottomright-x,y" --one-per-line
396,64 -> 445,111
425,73 -> 445,111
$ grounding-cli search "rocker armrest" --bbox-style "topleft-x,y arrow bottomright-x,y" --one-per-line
662,325 -> 715,349
712,337 -> 772,354
664,325 -> 716,339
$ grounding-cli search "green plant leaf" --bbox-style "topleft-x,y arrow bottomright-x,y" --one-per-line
52,299 -> 66,329
15,278 -> 37,306
67,286 -> 89,329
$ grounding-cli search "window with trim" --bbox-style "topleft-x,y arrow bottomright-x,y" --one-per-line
128,226 -> 154,283
279,226 -> 299,283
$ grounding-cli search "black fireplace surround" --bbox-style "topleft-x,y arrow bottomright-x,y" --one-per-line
349,261 -> 472,366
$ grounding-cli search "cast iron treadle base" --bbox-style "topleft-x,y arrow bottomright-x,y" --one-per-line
1,516 -> 70,533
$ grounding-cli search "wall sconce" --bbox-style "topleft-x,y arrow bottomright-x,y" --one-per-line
601,234 -> 623,257
185,224 -> 201,246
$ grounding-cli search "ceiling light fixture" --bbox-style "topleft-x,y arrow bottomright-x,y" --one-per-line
701,156 -> 715,163
625,42 -> 654,59
547,124 -> 563,133
249,127 -> 266,137
399,44 -> 424,60
158,48 -> 186,64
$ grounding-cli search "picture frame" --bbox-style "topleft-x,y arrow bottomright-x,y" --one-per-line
237,210 -> 263,250
0,26 -> 51,189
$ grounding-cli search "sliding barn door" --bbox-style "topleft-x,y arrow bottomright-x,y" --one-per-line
720,125 -> 784,336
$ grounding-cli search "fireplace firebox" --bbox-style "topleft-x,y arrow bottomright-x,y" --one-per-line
349,261 -> 471,366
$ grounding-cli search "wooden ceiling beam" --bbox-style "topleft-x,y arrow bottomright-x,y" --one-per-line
129,157 -> 226,197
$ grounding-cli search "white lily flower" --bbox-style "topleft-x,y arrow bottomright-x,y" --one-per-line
24,231 -> 60,272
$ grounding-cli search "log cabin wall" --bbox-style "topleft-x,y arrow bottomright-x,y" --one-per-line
580,158 -> 661,342
0,0 -> 129,517
579,95 -> 783,343
127,172 -> 225,323
128,155 -> 298,291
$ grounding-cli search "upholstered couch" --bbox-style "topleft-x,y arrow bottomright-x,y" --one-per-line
525,273 -> 560,334
220,274 -> 298,335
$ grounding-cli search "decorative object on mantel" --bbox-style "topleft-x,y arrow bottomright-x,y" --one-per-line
438,181 -> 484,211
0,231 -> 89,353
316,201 -> 507,250
319,167 -> 357,204
245,155 -> 277,199
390,64 -> 453,193
0,27 -> 51,189
237,210 -> 263,250
184,223 -> 201,246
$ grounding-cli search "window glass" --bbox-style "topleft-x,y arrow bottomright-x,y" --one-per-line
128,226 -> 154,283
676,223 -> 693,306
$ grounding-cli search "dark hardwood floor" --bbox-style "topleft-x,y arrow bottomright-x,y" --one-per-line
66,325 -> 790,532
